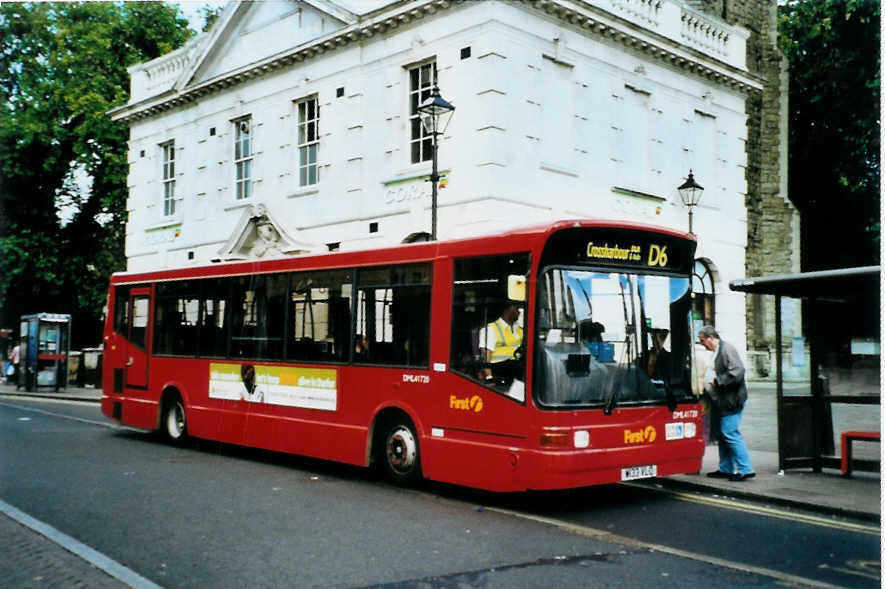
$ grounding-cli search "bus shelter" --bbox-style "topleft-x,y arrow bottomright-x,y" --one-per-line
729,266 -> 880,473
19,313 -> 71,392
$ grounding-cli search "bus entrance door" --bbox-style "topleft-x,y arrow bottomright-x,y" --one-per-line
125,289 -> 151,389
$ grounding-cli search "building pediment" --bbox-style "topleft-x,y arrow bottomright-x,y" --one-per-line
217,204 -> 315,261
119,1 -> 364,111
185,1 -> 356,89
111,0 -> 763,125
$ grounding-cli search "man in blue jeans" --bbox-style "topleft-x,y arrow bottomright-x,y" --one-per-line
698,325 -> 755,482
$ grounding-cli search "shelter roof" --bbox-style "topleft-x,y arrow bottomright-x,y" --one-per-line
729,266 -> 880,299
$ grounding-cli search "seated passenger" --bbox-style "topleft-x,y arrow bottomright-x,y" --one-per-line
354,334 -> 368,361
646,328 -> 672,380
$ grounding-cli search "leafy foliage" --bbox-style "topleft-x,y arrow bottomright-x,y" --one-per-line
778,0 -> 880,268
199,4 -> 225,32
0,2 -> 193,346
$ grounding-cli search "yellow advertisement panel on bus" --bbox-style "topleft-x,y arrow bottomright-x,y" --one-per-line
209,363 -> 337,411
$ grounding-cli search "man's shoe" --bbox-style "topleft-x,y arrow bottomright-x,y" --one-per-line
729,472 -> 756,482
706,471 -> 731,479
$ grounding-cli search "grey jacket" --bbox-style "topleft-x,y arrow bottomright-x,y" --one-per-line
711,339 -> 748,415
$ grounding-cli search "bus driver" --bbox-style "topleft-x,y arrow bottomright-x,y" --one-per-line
479,303 -> 524,381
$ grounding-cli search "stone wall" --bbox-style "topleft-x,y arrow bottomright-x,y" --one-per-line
692,0 -> 800,376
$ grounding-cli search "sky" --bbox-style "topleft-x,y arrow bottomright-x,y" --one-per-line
176,0 -> 227,33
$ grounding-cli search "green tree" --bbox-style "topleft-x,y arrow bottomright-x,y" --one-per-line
779,0 -> 880,269
0,2 -> 193,347
199,3 -> 225,32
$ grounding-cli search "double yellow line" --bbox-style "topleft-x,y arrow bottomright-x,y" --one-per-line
634,483 -> 880,536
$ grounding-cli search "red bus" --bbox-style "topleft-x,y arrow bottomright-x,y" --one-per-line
101,220 -> 704,491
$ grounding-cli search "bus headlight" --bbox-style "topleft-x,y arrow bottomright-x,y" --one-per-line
574,430 -> 590,448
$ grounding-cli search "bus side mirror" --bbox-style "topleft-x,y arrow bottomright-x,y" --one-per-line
507,275 -> 526,302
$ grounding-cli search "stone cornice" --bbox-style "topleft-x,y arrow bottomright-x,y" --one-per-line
533,0 -> 764,92
111,0 -> 457,123
110,0 -> 763,125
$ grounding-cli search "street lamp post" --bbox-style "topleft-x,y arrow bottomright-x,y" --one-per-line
417,84 -> 455,241
677,169 -> 704,234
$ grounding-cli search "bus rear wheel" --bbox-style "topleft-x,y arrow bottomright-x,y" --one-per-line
379,418 -> 421,486
162,396 -> 187,443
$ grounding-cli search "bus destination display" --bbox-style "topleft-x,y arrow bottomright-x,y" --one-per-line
541,227 -> 696,273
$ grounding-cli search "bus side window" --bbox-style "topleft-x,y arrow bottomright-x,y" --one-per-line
113,286 -> 131,336
355,264 -> 431,367
199,278 -> 229,358
130,297 -> 150,350
288,269 -> 352,363
155,280 -> 200,356
451,254 -> 529,390
230,274 -> 286,360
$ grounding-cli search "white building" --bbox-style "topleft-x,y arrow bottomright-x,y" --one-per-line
110,0 -> 779,354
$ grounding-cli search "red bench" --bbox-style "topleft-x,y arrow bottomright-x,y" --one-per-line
841,431 -> 881,476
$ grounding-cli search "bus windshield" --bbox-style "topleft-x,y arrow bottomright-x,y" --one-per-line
534,267 -> 693,409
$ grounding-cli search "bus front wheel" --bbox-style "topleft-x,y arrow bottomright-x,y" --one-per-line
379,418 -> 421,486
162,396 -> 187,443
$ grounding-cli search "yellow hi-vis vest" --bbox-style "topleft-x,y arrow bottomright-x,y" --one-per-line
487,319 -> 523,363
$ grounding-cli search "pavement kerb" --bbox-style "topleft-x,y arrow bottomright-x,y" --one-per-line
0,391 -> 101,404
637,476 -> 881,523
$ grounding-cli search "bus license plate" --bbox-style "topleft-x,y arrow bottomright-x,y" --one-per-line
621,465 -> 657,481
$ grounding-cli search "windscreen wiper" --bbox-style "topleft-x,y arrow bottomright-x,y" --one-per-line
666,382 -> 677,411
603,386 -> 619,415
654,378 -> 678,412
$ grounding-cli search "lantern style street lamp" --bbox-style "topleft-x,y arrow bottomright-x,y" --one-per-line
677,169 -> 704,234
417,84 -> 455,241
